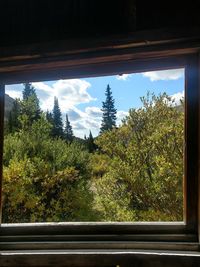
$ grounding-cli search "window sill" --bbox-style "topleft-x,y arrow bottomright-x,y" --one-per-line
0,249 -> 200,267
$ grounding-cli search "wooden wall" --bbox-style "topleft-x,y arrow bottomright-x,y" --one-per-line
0,0 -> 200,47
0,0 -> 136,47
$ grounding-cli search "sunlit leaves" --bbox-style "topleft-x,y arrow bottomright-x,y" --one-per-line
95,92 -> 184,221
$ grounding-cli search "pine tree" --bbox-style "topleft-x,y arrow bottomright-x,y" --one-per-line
22,83 -> 35,100
45,110 -> 54,136
100,84 -> 117,133
22,83 -> 41,121
20,83 -> 41,128
64,114 -> 74,142
46,110 -> 54,125
52,96 -> 64,138
87,130 -> 97,153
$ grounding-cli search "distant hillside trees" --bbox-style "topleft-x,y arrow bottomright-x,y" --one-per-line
7,99 -> 21,133
7,83 -> 41,132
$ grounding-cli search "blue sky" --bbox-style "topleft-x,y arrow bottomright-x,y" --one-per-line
5,68 -> 184,138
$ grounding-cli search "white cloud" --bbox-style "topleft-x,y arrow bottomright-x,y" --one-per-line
72,122 -> 87,130
117,110 -> 129,126
117,110 -> 129,120
32,79 -> 95,112
32,82 -> 51,93
85,106 -> 102,118
66,105 -> 128,138
70,106 -> 102,137
5,90 -> 22,99
116,74 -> 132,81
170,91 -> 184,105
142,69 -> 184,82
67,108 -> 82,121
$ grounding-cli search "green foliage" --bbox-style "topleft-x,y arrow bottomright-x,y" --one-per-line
22,83 -> 36,100
20,83 -> 41,127
64,114 -> 74,142
86,131 -> 97,153
95,93 -> 184,221
3,116 -> 95,222
3,158 -> 95,222
100,84 -> 117,133
4,115 -> 52,166
92,172 -> 136,221
5,83 -> 41,134
3,158 -> 41,223
89,153 -> 110,178
46,110 -> 54,124
52,97 -> 64,138
2,90 -> 184,223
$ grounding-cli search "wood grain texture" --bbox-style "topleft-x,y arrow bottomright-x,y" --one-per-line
0,28 -> 199,84
0,222 -> 187,236
0,250 -> 200,267
0,241 -> 199,251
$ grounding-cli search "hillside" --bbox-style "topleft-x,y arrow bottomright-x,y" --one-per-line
4,94 -> 14,121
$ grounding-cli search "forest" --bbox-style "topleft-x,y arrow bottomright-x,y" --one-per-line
2,83 -> 184,223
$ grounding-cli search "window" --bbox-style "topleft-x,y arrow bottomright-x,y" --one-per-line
0,53 -> 199,251
3,68 -> 185,224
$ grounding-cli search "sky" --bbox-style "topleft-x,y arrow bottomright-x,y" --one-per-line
5,68 -> 184,138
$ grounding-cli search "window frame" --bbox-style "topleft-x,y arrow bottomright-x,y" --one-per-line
0,48 -> 199,251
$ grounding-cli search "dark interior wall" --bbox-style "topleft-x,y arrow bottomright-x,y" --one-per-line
0,0 -> 136,46
0,0 -> 200,47
136,0 -> 200,30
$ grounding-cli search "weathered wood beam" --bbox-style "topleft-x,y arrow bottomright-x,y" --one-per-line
0,28 -> 199,84
0,250 -> 200,267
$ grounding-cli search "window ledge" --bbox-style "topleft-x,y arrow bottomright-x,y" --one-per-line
0,249 -> 200,267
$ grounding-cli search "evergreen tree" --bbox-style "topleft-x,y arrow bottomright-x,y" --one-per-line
52,97 -> 63,138
22,83 -> 35,100
46,110 -> 54,125
87,130 -> 97,153
64,114 -> 74,142
19,83 -> 41,129
100,84 -> 117,133
46,110 -> 54,136
22,83 -> 41,120
21,83 -> 41,124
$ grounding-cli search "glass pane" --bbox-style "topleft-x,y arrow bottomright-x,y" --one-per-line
2,68 -> 184,222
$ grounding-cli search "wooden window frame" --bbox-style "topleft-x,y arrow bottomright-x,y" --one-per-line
0,36 -> 199,253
